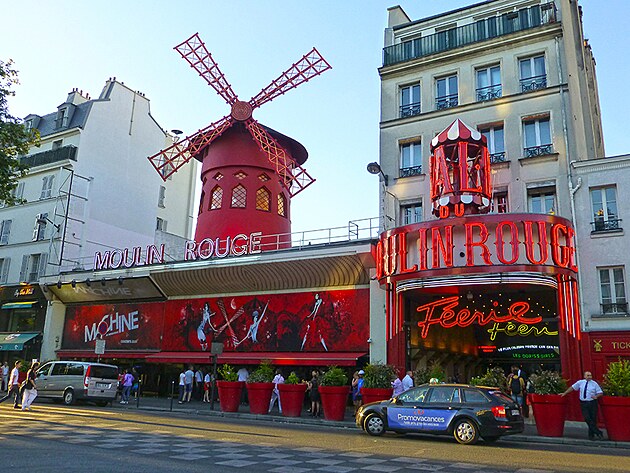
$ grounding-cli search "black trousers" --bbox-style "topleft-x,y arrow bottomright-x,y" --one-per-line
580,400 -> 603,438
0,384 -> 20,407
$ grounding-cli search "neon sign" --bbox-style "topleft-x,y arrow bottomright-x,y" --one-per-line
486,322 -> 559,341
416,296 -> 541,339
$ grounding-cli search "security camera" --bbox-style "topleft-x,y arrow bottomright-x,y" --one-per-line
367,338 -> 373,343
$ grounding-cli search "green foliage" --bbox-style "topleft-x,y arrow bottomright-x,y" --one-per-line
217,364 -> 238,382
285,372 -> 301,385
247,360 -> 274,383
603,359 -> 630,397
320,366 -> 348,387
528,370 -> 567,395
362,362 -> 398,389
470,367 -> 507,388
0,59 -> 39,206
414,361 -> 446,385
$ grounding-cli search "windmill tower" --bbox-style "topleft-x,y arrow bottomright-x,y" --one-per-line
148,34 -> 331,246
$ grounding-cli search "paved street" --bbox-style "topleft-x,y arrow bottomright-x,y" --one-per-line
1,402 -> 629,472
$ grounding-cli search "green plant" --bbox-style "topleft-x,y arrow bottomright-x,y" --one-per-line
285,372 -> 301,385
528,370 -> 568,395
362,362 -> 398,389
470,367 -> 507,388
217,364 -> 238,382
414,361 -> 446,385
603,359 -> 630,397
320,366 -> 348,387
247,360 -> 274,383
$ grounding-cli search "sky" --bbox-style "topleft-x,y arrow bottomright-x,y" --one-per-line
1,0 -> 627,234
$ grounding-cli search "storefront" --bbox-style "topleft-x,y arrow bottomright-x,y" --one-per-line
582,332 -> 630,380
0,284 -> 45,364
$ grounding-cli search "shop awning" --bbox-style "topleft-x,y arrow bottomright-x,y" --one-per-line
1,301 -> 38,309
0,332 -> 40,351
146,351 -> 367,366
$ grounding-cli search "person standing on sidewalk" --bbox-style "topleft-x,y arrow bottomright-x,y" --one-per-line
237,366 -> 249,405
184,365 -> 194,402
120,369 -> 134,404
1,362 -> 9,391
177,369 -> 186,404
268,369 -> 284,414
561,371 -> 604,440
402,370 -> 414,392
0,360 -> 21,408
21,361 -> 39,410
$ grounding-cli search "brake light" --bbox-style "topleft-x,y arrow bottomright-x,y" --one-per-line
491,406 -> 506,419
84,365 -> 91,391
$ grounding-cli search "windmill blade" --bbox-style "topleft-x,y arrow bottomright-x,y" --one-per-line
248,48 -> 331,110
175,33 -> 239,106
245,120 -> 315,197
148,115 -> 233,181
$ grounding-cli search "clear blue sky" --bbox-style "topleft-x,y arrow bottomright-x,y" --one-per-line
1,1 -> 625,234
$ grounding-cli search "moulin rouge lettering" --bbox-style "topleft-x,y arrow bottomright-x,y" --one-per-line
416,296 -> 541,339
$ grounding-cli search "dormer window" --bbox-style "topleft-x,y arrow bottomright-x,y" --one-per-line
56,108 -> 69,129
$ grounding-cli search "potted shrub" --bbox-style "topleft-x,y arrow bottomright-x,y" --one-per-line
216,364 -> 243,413
278,371 -> 307,417
528,370 -> 568,437
470,367 -> 508,389
414,361 -> 446,385
246,360 -> 275,415
319,366 -> 349,421
361,363 -> 397,404
601,359 -> 630,441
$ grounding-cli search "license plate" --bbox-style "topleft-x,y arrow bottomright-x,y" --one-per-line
96,383 -> 110,389
511,409 -> 520,416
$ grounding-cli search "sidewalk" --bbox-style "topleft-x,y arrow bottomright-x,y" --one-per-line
110,395 -> 630,449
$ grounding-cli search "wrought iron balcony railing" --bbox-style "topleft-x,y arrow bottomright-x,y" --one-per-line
383,3 -> 557,67
601,302 -> 628,315
400,165 -> 423,178
400,102 -> 421,118
476,85 -> 502,102
520,75 -> 547,93
524,144 -> 553,158
436,94 -> 458,110
20,145 -> 78,168
591,218 -> 622,232
490,152 -> 507,163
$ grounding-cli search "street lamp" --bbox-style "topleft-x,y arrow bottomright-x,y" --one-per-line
366,162 -> 389,186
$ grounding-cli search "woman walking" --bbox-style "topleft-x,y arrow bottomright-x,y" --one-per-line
22,361 -> 39,411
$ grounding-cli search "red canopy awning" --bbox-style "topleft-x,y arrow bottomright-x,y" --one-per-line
146,351 -> 367,366
56,350 -> 156,359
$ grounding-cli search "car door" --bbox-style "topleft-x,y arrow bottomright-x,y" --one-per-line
48,362 -> 68,397
420,386 -> 461,432
35,363 -> 52,396
386,386 -> 429,432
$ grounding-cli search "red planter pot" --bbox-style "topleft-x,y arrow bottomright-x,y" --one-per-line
360,387 -> 393,405
600,396 -> 630,442
247,382 -> 274,415
278,383 -> 308,417
216,381 -> 244,413
529,393 -> 567,437
319,385 -> 350,421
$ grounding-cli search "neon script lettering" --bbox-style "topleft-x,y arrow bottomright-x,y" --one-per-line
486,322 -> 559,341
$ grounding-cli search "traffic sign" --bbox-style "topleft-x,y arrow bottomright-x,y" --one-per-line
95,339 -> 106,355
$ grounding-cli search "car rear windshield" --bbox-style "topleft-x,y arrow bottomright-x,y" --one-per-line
90,366 -> 118,380
489,391 -> 514,404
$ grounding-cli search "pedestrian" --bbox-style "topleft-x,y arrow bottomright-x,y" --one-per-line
120,369 -> 134,404
0,360 -> 22,408
194,368 -> 203,401
402,370 -> 414,391
352,370 -> 364,415
1,362 -> 8,391
392,373 -> 404,397
177,369 -> 186,404
184,365 -> 194,402
203,371 -> 211,403
269,369 -> 284,414
237,366 -> 249,405
308,370 -> 321,418
507,367 -> 526,412
21,361 -> 39,411
561,371 -> 604,440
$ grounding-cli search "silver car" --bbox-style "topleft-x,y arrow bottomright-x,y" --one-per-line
36,361 -> 119,406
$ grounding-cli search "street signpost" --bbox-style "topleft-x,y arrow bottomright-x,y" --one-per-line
210,342 -> 223,410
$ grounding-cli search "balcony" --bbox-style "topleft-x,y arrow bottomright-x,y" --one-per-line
400,165 -> 422,178
490,152 -> 506,164
600,302 -> 628,315
383,3 -> 557,67
20,145 -> 77,168
400,102 -> 421,118
591,218 -> 622,233
436,94 -> 458,110
520,75 -> 547,93
476,85 -> 502,102
523,144 -> 553,158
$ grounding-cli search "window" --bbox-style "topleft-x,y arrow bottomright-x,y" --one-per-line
40,175 -> 55,199
258,173 -> 270,182
476,65 -> 501,101
519,55 -> 546,92
158,186 -> 166,208
213,172 -> 224,181
599,267 -> 627,314
234,171 -> 247,180
397,386 -> 428,404
400,83 -> 421,117
480,125 -> 505,163
491,191 -> 509,214
523,117 -> 552,157
0,258 -> 10,284
52,140 -> 63,150
210,186 -> 223,210
400,141 -> 422,177
198,190 -> 205,215
401,203 -> 422,225
278,193 -> 287,217
55,108 -> 68,128
20,253 -> 47,283
591,186 -> 620,231
156,217 -> 167,232
33,213 -> 48,241
528,187 -> 556,214
0,219 -> 12,245
463,389 -> 490,404
436,75 -> 458,110
51,363 -> 68,376
427,387 -> 458,403
401,37 -> 422,60
231,185 -> 247,208
10,182 -> 25,203
255,187 -> 270,212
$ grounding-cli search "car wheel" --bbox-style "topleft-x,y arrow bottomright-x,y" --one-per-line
453,418 -> 479,445
63,389 -> 75,406
364,413 -> 385,436
482,436 -> 500,444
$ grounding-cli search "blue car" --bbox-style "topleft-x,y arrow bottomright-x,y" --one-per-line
356,383 -> 524,444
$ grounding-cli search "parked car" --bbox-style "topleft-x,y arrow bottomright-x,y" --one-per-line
35,361 -> 119,407
356,383 -> 524,444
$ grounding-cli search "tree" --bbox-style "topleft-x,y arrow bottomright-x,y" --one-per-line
0,59 -> 39,206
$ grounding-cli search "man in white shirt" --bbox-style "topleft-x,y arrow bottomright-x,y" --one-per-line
402,371 -> 414,391
194,369 -> 203,401
268,369 -> 284,414
177,370 -> 186,404
237,367 -> 249,405
561,371 -> 604,440
184,366 -> 194,402
0,360 -> 22,408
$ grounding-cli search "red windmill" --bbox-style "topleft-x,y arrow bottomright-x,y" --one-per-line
148,33 -> 331,246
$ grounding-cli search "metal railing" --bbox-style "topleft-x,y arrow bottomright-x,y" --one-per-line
400,165 -> 423,178
400,102 -> 421,118
476,85 -> 502,102
383,3 -> 557,66
520,75 -> 547,93
600,302 -> 628,315
20,145 -> 78,168
591,218 -> 622,232
436,94 -> 458,110
490,152 -> 507,163
524,144 -> 553,158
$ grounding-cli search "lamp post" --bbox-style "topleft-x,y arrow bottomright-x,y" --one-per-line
367,162 -> 396,230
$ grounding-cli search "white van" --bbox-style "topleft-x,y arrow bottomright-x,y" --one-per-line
36,361 -> 119,406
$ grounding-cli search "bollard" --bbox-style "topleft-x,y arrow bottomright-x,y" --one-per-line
170,380 -> 175,412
